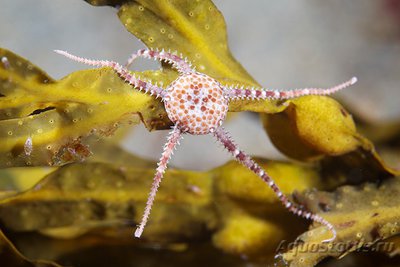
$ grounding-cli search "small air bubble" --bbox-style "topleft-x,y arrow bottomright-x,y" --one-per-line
72,118 -> 78,123
5,111 -> 11,117
138,5 -> 144,11
49,119 -> 54,124
148,37 -> 155,43
160,28 -> 166,34
27,64 -> 33,70
188,11 -> 194,17
168,34 -> 174,39
1,57 -> 10,69
7,131 -> 13,136
208,6 -> 213,11
46,145 -> 52,150
204,24 -> 210,30
107,87 -> 113,93
195,53 -> 201,58
37,128 -> 43,134
18,120 -> 23,125
87,108 -> 93,113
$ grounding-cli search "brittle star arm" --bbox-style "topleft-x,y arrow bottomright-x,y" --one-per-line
134,125 -> 183,238
125,49 -> 194,74
224,77 -> 357,101
54,50 -> 166,99
213,127 -> 336,243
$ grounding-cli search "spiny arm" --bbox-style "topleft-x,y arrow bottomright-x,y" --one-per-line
54,50 -> 166,98
134,125 -> 183,238
213,127 -> 336,243
225,77 -> 357,101
125,49 -> 194,74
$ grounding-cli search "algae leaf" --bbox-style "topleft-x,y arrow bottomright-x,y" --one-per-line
278,177 -> 400,267
262,96 -> 399,183
0,158 -> 324,257
0,162 -> 215,242
0,229 -> 62,267
87,0 -> 255,84
0,48 -> 173,167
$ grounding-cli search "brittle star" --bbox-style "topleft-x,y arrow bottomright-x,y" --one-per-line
55,48 -> 357,243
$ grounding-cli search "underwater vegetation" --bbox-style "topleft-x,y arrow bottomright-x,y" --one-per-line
1,1 -> 400,266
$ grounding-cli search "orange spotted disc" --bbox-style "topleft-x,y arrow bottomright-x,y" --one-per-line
164,72 -> 228,135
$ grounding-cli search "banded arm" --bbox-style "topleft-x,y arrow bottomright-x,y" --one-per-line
125,49 -> 194,74
54,50 -> 166,98
214,127 -> 336,243
134,125 -> 183,238
225,77 -> 357,101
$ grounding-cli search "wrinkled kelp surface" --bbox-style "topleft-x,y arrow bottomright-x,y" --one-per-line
1,0 -> 400,266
